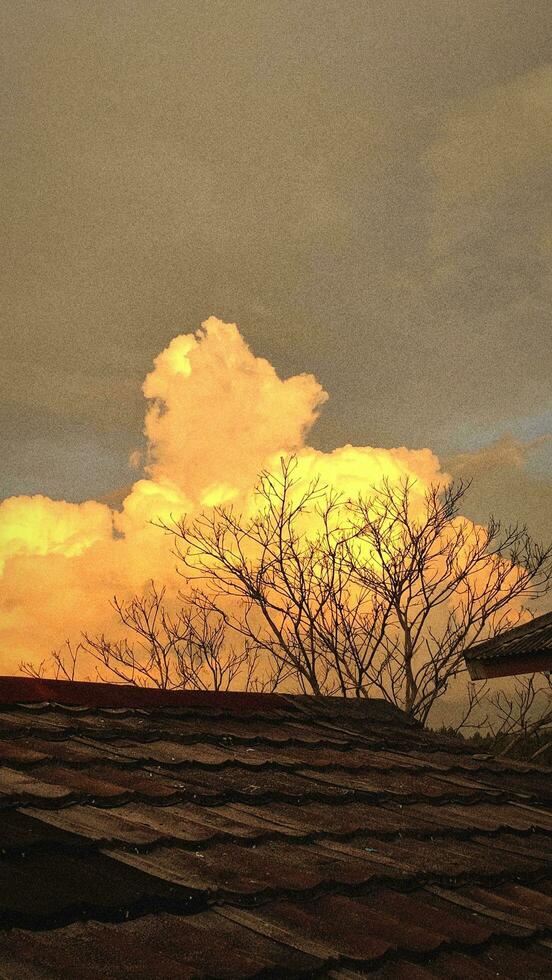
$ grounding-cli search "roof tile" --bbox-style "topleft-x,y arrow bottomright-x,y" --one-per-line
0,676 -> 550,976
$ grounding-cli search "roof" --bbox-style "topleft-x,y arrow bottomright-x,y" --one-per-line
0,675 -> 551,978
465,611 -> 552,679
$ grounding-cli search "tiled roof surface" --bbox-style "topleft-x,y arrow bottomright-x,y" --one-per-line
466,610 -> 552,664
0,676 -> 551,978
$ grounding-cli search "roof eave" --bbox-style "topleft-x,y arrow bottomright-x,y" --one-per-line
466,651 -> 552,680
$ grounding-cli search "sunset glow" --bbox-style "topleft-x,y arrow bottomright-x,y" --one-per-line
0,317 -> 446,672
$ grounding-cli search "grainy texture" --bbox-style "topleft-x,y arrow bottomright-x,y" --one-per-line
0,676 -> 551,977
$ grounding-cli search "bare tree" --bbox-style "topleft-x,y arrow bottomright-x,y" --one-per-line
441,679 -> 492,737
20,640 -> 82,682
21,458 -> 552,724
163,457 -> 391,697
486,673 -> 552,759
164,458 -> 552,720
438,673 -> 552,761
348,477 -> 552,722
21,582 -> 270,693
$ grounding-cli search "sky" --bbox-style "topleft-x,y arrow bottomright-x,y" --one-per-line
1,2 -> 552,669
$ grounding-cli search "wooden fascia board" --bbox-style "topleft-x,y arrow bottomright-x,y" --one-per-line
466,652 -> 552,680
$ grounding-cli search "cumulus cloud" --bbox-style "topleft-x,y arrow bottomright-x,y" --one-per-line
0,496 -> 113,573
0,316 -> 447,672
286,444 -> 444,505
142,316 -> 328,503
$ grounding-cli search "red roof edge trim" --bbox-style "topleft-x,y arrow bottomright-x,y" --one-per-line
0,676 -> 288,712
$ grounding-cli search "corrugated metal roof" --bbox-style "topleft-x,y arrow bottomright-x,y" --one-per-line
466,610 -> 552,663
0,676 -> 551,977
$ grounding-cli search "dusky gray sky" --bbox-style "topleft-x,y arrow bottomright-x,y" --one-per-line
2,0 -> 552,537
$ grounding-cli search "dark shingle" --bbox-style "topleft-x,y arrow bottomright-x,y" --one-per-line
0,675 -> 550,977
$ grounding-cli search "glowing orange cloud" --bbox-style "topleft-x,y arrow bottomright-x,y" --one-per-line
0,317 -> 445,673
142,316 -> 329,502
